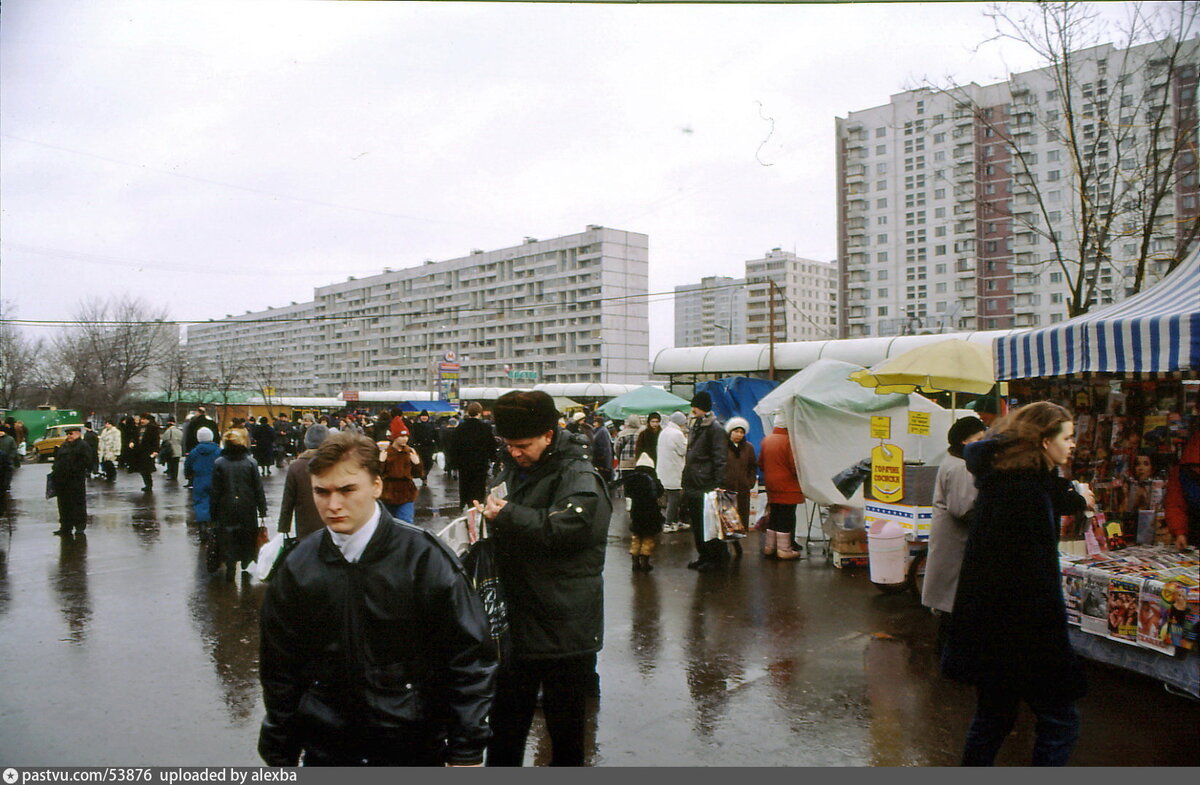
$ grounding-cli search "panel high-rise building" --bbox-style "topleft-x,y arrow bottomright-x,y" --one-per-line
185,225 -> 650,395
836,38 -> 1198,338
674,275 -> 747,347
744,250 -> 838,343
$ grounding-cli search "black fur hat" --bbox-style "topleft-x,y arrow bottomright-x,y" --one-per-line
494,390 -> 559,439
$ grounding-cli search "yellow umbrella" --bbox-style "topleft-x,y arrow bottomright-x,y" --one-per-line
849,338 -> 995,413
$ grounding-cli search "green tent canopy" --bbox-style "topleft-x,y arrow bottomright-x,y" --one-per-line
597,385 -> 690,419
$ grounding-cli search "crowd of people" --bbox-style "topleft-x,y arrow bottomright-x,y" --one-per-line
4,393 -> 1195,768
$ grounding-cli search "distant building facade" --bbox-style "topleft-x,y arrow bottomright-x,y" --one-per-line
836,38 -> 1199,338
185,226 -> 650,396
674,275 -> 746,347
744,250 -> 838,343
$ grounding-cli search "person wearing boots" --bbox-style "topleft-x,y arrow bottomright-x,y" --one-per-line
129,413 -> 161,493
682,391 -> 729,572
723,417 -> 757,560
615,453 -> 664,572
51,426 -> 91,535
759,413 -> 805,561
211,429 -> 268,581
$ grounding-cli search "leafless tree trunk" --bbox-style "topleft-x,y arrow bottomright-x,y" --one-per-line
0,301 -> 44,409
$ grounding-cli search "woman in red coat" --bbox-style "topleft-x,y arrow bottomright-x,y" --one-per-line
758,414 -> 805,560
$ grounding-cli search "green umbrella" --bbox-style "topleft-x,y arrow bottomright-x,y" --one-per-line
597,385 -> 690,419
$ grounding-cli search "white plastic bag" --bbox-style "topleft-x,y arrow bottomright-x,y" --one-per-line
254,532 -> 296,581
702,490 -> 721,543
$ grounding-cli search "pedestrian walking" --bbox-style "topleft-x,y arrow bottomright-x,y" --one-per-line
682,392 -> 728,572
51,425 -> 90,536
252,416 -> 276,477
210,429 -> 268,581
160,417 -> 184,481
482,390 -> 611,767
184,427 -> 221,540
128,413 -> 161,493
448,402 -> 497,512
97,421 -> 121,482
942,402 -> 1093,766
82,423 -> 100,478
758,413 -> 804,561
634,412 -> 662,464
591,414 -> 613,484
379,424 -> 423,524
922,416 -> 988,654
615,453 -> 664,572
723,416 -> 757,560
276,423 -> 328,540
613,415 -> 642,481
183,406 -> 220,454
257,432 -> 495,767
656,411 -> 688,532
117,415 -> 137,471
410,410 -> 439,482
0,424 -> 18,496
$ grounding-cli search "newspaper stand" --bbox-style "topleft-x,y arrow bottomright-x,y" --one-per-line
863,464 -> 937,595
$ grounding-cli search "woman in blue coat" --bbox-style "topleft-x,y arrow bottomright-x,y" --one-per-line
184,427 -> 221,540
942,401 -> 1095,766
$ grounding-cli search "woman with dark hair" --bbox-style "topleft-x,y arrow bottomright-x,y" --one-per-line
211,429 -> 268,581
922,416 -> 988,651
943,401 -> 1095,766
252,416 -> 276,477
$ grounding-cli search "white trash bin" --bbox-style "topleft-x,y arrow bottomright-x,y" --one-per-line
867,519 -> 907,586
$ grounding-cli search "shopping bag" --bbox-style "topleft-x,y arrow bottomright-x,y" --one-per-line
714,490 -> 746,540
702,490 -> 721,542
256,524 -> 270,550
461,536 -> 511,666
435,511 -> 481,559
254,532 -> 298,582
45,473 -> 57,499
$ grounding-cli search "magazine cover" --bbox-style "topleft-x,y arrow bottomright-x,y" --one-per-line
1079,569 -> 1110,637
1061,562 -> 1085,626
1170,582 -> 1200,651
1136,579 -> 1175,655
1106,575 -> 1143,644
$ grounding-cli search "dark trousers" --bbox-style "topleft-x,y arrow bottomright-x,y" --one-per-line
165,457 -> 180,481
686,490 -> 727,563
300,728 -> 445,767
487,654 -> 596,767
56,482 -> 88,531
101,460 -> 116,481
767,502 -> 797,534
458,465 -> 489,510
140,470 -> 154,490
0,463 -> 11,494
962,686 -> 1080,766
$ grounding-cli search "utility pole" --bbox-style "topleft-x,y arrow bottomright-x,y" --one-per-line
768,278 -> 778,381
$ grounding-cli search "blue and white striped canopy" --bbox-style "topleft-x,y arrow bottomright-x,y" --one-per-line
996,249 -> 1200,380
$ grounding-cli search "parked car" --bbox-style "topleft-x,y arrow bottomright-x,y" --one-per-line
31,424 -> 86,461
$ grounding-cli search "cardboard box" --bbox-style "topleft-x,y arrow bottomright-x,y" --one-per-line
833,552 -> 869,569
830,527 -> 867,554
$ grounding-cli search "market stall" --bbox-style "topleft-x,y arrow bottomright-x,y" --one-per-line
994,250 -> 1200,698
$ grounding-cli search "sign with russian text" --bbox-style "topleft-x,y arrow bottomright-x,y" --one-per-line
870,416 -> 891,440
907,411 -> 930,435
870,444 -> 904,503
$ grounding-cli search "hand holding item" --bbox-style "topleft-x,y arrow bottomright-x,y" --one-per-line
1074,481 -> 1096,512
410,450 -> 421,465
479,493 -> 507,521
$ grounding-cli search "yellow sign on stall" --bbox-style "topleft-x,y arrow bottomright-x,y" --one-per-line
870,444 -> 905,502
870,416 -> 891,440
907,411 -> 930,435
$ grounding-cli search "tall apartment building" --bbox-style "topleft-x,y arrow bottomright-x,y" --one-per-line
836,38 -> 1199,338
744,250 -> 839,343
674,275 -> 747,347
185,226 -> 650,395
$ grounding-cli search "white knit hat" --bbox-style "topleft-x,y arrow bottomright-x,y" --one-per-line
725,416 -> 750,434
635,453 -> 655,469
773,412 -> 788,428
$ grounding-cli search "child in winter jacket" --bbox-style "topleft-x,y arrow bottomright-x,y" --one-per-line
380,425 -> 424,523
615,453 -> 665,571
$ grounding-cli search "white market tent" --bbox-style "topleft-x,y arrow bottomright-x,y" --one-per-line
340,390 -> 442,402
533,382 -> 646,398
246,396 -> 343,408
459,386 -> 531,400
653,330 -> 1015,376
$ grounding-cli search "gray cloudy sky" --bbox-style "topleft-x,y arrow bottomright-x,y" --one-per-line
0,0 -> 1139,357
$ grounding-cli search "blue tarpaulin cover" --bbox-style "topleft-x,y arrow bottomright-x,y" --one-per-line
693,377 -> 779,451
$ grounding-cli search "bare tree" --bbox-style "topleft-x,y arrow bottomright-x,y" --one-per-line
0,301 -> 44,409
245,346 -> 283,418
193,345 -> 250,431
931,1 -> 1199,318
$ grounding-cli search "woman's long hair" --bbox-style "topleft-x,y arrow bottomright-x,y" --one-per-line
987,401 -> 1073,472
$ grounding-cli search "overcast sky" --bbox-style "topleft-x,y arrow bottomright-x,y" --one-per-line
1,0 -> 1144,359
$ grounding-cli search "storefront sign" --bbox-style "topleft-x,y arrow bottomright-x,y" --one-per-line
870,416 -> 891,440
870,444 -> 905,503
907,411 -> 930,436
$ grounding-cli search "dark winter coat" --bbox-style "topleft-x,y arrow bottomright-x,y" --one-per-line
619,466 -> 664,537
51,437 -> 91,486
634,426 -> 660,463
682,412 -> 727,492
184,415 -> 220,452
410,418 -> 438,454
448,417 -> 496,472
591,425 -> 613,475
211,445 -> 268,564
489,428 -> 612,660
941,438 -> 1088,700
258,506 -> 496,766
252,422 -> 275,466
725,439 -> 758,528
276,452 -> 322,538
185,441 -> 221,523
129,420 -> 160,473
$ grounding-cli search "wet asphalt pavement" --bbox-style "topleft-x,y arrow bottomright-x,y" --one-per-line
1,458 -> 1197,767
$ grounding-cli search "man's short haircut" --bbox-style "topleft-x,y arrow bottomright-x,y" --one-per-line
307,431 -> 382,478
139,412 -> 153,420
466,401 -> 483,417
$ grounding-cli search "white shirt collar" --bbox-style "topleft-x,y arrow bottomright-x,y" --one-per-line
327,503 -> 382,563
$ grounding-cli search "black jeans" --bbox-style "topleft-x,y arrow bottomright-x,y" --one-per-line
165,457 -> 180,481
487,654 -> 596,767
962,685 -> 1080,766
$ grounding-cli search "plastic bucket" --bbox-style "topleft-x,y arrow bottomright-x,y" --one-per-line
867,519 -> 907,585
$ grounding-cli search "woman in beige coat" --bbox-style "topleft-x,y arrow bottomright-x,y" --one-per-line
922,416 -> 988,651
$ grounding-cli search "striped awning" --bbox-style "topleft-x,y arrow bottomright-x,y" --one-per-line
995,249 -> 1200,380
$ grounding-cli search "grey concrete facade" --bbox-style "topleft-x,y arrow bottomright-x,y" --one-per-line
674,275 -> 747,347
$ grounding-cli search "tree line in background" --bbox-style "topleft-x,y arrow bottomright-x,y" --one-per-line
0,296 -> 285,418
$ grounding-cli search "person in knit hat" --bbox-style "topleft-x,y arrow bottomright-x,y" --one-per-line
276,423 -> 330,540
723,416 -> 757,559
185,427 -> 222,540
682,390 -> 730,571
758,412 -> 805,560
614,452 -> 665,571
380,419 -> 423,523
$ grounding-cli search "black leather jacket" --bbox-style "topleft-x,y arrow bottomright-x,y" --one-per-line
258,506 -> 496,766
682,412 -> 728,492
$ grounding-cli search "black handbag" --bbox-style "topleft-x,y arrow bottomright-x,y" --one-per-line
45,473 -> 57,499
461,537 -> 511,666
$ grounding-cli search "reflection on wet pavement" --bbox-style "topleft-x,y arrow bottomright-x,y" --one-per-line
0,461 -> 1197,766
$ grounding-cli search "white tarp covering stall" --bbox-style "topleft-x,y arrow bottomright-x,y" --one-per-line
753,358 -> 952,507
